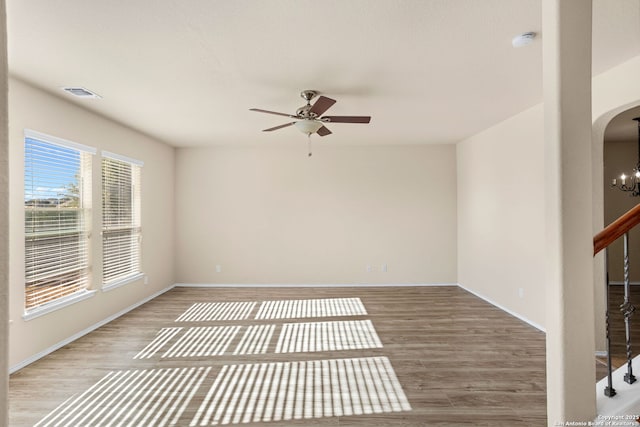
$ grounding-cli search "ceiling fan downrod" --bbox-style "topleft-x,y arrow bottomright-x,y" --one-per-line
300,90 -> 317,102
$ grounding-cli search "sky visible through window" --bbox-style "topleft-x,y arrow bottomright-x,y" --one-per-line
25,137 -> 80,202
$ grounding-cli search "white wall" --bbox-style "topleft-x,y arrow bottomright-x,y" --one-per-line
457,104 -> 546,329
8,78 -> 176,368
175,144 -> 457,285
456,53 -> 640,344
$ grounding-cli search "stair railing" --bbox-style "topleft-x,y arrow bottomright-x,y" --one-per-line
593,203 -> 640,397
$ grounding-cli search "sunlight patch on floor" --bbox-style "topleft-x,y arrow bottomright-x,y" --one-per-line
191,356 -> 410,426
134,327 -> 183,359
255,298 -> 367,320
176,302 -> 256,322
36,296 -> 411,426
35,367 -> 210,427
275,320 -> 382,353
232,324 -> 276,355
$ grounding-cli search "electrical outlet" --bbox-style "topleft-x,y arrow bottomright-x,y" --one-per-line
518,288 -> 524,298
144,275 -> 149,285
216,265 -> 222,273
381,264 -> 388,272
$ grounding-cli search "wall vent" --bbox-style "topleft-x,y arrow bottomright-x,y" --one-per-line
62,87 -> 101,99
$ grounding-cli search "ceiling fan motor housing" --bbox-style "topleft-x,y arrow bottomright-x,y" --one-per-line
297,90 -> 319,118
296,104 -> 317,119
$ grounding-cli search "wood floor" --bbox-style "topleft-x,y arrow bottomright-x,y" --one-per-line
9,286 -> 547,426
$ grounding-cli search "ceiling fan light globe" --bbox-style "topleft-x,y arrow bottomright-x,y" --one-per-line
295,120 -> 323,135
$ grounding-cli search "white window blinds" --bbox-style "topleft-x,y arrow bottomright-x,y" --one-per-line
102,153 -> 142,287
24,131 -> 94,311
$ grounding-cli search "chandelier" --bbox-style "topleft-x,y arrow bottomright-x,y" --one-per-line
611,117 -> 640,197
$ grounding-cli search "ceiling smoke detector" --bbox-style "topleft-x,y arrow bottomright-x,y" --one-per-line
512,32 -> 536,48
62,87 -> 102,99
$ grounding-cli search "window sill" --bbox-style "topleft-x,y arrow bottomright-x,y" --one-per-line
102,272 -> 145,292
23,289 -> 97,321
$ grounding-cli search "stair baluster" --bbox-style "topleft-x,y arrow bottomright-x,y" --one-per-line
604,248 -> 616,396
622,233 -> 636,385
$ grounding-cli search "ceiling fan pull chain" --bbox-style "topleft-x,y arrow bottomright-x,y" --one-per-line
308,134 -> 312,157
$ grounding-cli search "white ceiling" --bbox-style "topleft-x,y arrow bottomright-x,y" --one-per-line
7,0 -> 640,147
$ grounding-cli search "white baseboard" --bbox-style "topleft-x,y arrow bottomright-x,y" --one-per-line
9,284 -> 175,374
174,283 -> 458,288
457,283 -> 546,333
595,351 -> 608,358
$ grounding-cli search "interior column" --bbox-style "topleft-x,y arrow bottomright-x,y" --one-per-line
543,0 -> 595,423
0,0 -> 8,424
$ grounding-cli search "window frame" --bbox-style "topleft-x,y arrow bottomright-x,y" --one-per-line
23,129 -> 97,319
101,151 -> 144,291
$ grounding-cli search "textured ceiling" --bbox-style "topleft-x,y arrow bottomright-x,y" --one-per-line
7,0 -> 640,147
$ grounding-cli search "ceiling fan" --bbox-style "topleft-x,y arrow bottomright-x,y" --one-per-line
250,90 -> 371,138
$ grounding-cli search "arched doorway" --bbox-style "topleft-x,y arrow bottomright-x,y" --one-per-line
596,106 -> 640,367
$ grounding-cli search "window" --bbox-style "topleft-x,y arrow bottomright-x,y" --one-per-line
24,130 -> 95,311
102,152 -> 143,288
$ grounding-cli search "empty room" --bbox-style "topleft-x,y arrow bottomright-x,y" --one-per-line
2,1 -> 640,426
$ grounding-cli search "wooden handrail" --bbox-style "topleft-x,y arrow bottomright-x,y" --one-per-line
594,203 -> 640,255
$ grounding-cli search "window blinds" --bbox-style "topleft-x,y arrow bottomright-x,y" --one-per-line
24,134 -> 93,310
102,154 -> 142,286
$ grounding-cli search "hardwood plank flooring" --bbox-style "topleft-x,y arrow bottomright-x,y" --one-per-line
9,286 -> 547,426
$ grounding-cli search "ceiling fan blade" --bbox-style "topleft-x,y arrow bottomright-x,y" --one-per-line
250,108 -> 297,118
322,115 -> 371,123
309,96 -> 337,116
263,122 -> 296,132
316,126 -> 332,137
